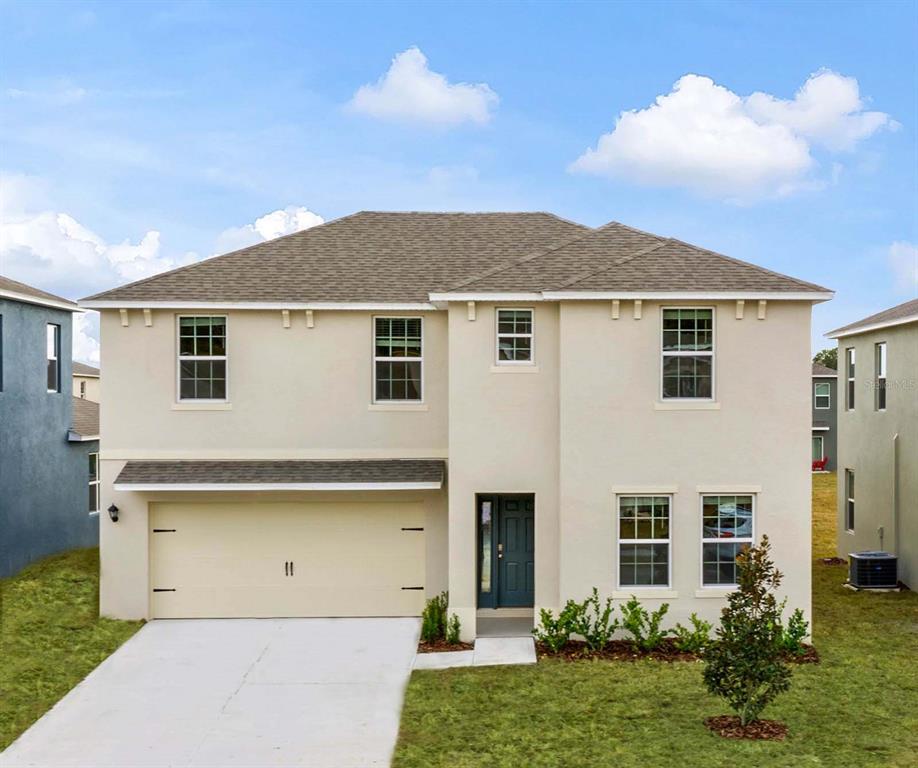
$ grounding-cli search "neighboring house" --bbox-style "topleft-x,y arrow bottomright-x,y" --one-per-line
80,212 -> 832,639
812,362 -> 838,471
73,361 -> 101,402
827,299 -> 918,588
0,276 -> 100,578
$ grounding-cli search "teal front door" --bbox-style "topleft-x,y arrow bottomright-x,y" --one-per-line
478,495 -> 535,608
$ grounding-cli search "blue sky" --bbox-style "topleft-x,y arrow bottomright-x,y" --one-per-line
1,0 -> 916,362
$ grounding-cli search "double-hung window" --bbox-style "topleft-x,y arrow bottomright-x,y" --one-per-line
701,495 -> 754,586
814,382 -> 831,409
618,496 -> 671,587
496,309 -> 534,364
374,317 -> 422,402
845,348 -> 856,410
662,308 -> 714,399
46,324 -> 60,393
875,343 -> 887,411
845,470 -> 855,532
88,453 -> 100,514
178,316 -> 227,401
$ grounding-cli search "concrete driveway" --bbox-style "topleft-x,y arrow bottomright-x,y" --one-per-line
3,618 -> 420,768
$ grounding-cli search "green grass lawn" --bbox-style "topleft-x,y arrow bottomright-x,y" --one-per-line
0,548 -> 142,750
394,474 -> 918,768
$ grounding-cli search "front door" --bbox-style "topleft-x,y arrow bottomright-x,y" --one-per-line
478,495 -> 534,608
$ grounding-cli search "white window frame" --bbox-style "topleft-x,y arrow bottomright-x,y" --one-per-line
495,307 -> 535,366
700,493 -> 755,588
814,381 -> 831,410
47,323 -> 60,393
812,434 -> 825,462
616,494 -> 672,589
176,315 -> 229,403
660,306 -> 716,401
88,452 -> 100,515
372,316 -> 424,404
845,470 -> 855,532
845,347 -> 855,410
875,342 -> 887,411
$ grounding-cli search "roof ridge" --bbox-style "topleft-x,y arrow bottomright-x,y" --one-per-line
551,236 -> 670,290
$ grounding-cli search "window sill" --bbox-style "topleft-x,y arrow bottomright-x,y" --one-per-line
171,402 -> 232,411
612,589 -> 678,600
88,511 -> 100,517
654,400 -> 720,411
490,365 -> 540,374
694,588 -> 734,598
368,403 -> 428,412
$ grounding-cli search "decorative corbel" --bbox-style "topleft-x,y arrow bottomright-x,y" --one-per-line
119,309 -> 129,327
633,299 -> 643,320
305,309 -> 315,329
611,299 -> 620,320
735,300 -> 745,320
143,308 -> 153,327
467,301 -> 476,321
758,300 -> 767,320
281,309 -> 291,329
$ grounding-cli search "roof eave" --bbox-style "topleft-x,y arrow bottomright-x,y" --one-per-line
113,481 -> 442,492
1,288 -> 83,313
430,290 -> 834,302
826,314 -> 918,339
79,300 -> 439,311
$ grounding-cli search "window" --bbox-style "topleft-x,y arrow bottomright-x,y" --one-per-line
846,348 -> 855,410
88,453 -> 100,514
79,380 -> 87,398
814,381 -> 831,409
374,317 -> 422,402
178,316 -> 227,400
496,308 -> 534,364
875,343 -> 887,411
702,495 -> 754,586
47,324 -> 60,393
618,496 -> 671,587
845,470 -> 855,532
812,435 -> 824,461
662,308 -> 714,399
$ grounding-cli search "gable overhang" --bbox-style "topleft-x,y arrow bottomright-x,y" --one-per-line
1,288 -> 83,313
826,314 -> 918,339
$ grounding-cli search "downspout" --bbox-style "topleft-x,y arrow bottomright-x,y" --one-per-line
892,433 -> 900,556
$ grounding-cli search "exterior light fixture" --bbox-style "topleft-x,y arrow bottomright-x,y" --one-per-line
107,504 -> 119,522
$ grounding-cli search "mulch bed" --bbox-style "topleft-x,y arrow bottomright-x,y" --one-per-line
820,557 -> 847,566
785,644 -> 820,664
537,639 -> 820,664
704,715 -> 788,740
417,640 -> 474,654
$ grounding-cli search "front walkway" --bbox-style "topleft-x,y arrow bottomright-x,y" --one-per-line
2,617 -> 420,768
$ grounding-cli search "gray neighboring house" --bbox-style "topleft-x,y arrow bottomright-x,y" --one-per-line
0,275 -> 100,578
827,298 -> 918,588
812,362 -> 837,471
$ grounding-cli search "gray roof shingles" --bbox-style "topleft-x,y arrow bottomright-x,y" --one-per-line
812,362 -> 838,376
71,397 -> 100,437
1,275 -> 78,307
828,299 -> 918,337
73,361 -> 100,377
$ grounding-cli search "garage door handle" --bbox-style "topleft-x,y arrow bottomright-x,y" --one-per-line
284,561 -> 289,576
290,561 -> 294,576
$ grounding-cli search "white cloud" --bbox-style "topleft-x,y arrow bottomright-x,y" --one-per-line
571,70 -> 896,200
6,84 -> 87,106
73,312 -> 101,365
349,47 -> 498,127
215,206 -> 324,252
888,241 -> 918,293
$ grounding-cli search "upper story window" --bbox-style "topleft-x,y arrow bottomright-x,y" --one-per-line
701,494 -> 754,586
662,308 -> 714,399
79,380 -> 87,398
178,316 -> 227,401
47,324 -> 60,393
496,308 -> 534,364
814,381 -> 831,409
88,452 -> 100,514
374,317 -> 422,402
845,348 -> 856,410
875,343 -> 887,411
618,495 -> 671,588
845,470 -> 855,532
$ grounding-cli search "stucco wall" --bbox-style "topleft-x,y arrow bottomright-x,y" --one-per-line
0,299 -> 99,577
812,374 -> 838,471
73,374 -> 101,403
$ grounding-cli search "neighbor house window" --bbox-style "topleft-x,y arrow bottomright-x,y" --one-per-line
846,348 -> 855,410
814,381 -> 831,409
178,316 -> 227,400
496,308 -> 534,364
662,308 -> 714,399
88,453 -> 99,514
812,435 -> 824,462
47,324 -> 60,393
702,495 -> 754,586
875,343 -> 887,411
79,380 -> 87,398
618,496 -> 671,587
374,317 -> 422,401
845,470 -> 855,532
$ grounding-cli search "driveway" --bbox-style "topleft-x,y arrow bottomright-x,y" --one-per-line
3,618 -> 420,768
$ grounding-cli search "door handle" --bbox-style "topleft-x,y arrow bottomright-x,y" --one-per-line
285,561 -> 289,576
497,543 -> 503,560
290,560 -> 294,576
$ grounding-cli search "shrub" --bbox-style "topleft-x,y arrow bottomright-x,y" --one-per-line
780,607 -> 809,656
702,535 -> 793,726
672,613 -> 713,654
620,597 -> 671,652
571,588 -> 618,652
420,592 -> 449,643
532,600 -> 584,653
446,613 -> 462,645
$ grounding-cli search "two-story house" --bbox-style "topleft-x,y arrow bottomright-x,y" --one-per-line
0,276 -> 100,578
827,299 -> 917,588
73,361 -> 101,402
81,212 -> 832,639
812,362 -> 837,471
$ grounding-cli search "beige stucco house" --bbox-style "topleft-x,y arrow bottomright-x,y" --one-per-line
72,361 -> 100,403
828,299 -> 918,588
80,212 -> 831,639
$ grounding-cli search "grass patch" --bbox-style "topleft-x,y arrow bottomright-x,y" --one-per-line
0,548 -> 142,749
394,473 -> 918,767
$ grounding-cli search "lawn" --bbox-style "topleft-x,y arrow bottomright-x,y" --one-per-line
0,548 -> 142,750
394,473 -> 918,768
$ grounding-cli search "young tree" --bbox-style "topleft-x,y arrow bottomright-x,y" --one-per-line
702,536 -> 792,726
812,348 -> 837,370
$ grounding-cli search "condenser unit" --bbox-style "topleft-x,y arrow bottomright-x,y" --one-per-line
848,552 -> 898,589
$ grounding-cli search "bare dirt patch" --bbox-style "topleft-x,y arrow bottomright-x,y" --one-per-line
417,640 -> 474,654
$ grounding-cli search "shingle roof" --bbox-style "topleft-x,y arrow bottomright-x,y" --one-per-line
114,459 -> 445,487
72,362 -> 100,377
1,275 -> 78,310
827,299 -> 918,338
71,397 -> 99,438
812,363 -> 838,377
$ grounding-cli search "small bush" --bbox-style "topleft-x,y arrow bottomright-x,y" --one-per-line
672,613 -> 713,653
532,600 -> 583,652
780,607 -> 809,656
620,597 -> 671,652
446,613 -> 462,645
420,592 -> 449,643
571,588 -> 618,652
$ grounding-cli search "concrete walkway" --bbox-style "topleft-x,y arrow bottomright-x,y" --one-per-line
413,636 -> 536,670
3,617 -> 420,768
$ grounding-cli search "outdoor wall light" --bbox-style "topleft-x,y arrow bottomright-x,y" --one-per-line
107,504 -> 119,523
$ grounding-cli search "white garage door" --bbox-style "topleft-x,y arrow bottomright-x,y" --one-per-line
149,501 -> 426,618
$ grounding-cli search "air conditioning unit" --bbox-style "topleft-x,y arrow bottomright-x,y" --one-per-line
848,552 -> 898,589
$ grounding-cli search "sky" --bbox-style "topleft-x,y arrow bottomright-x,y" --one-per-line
1,0 -> 916,364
